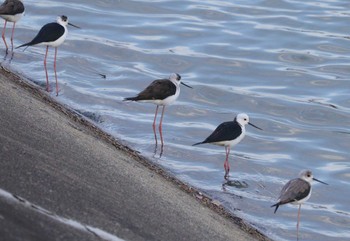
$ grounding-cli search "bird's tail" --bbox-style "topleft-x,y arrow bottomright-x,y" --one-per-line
192,141 -> 204,146
271,203 -> 280,214
15,43 -> 30,50
123,96 -> 138,101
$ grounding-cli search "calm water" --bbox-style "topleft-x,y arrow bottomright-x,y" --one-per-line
3,0 -> 350,240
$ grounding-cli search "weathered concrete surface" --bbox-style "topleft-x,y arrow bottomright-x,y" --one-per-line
0,66 -> 268,241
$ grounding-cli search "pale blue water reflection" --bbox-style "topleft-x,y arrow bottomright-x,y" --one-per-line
3,0 -> 350,240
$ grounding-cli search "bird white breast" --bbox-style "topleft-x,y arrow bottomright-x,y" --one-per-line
160,88 -> 180,105
0,12 -> 24,22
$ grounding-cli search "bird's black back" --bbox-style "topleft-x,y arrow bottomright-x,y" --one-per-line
0,0 -> 25,15
194,120 -> 242,145
124,79 -> 176,101
17,22 -> 65,48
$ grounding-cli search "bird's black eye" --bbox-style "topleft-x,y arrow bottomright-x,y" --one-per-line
244,118 -> 247,121
307,174 -> 311,177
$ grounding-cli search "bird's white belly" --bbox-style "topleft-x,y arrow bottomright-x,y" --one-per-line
0,12 -> 24,22
161,89 -> 180,105
212,132 -> 246,147
139,87 -> 180,106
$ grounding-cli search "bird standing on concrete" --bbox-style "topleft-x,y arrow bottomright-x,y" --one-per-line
193,113 -> 262,179
16,15 -> 79,96
0,0 -> 24,52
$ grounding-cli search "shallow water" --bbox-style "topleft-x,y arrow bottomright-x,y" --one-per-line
2,0 -> 350,240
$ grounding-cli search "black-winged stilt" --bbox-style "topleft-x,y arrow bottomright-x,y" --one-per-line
16,15 -> 79,96
271,170 -> 328,239
193,113 -> 262,179
124,73 -> 192,147
0,0 -> 24,52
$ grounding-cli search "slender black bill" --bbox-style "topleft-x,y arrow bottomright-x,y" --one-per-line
248,122 -> 262,130
68,22 -> 80,29
313,178 -> 328,185
181,82 -> 192,89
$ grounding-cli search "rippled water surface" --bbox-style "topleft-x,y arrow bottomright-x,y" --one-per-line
3,0 -> 350,240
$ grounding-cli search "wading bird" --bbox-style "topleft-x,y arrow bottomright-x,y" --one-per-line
0,0 -> 25,52
124,73 -> 192,148
271,170 -> 328,240
193,113 -> 262,179
16,15 -> 79,96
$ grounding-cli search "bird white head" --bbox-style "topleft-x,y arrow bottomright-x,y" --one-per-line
56,15 -> 80,28
299,170 -> 313,183
235,113 -> 262,130
299,169 -> 328,185
169,73 -> 192,89
169,73 -> 181,82
57,15 -> 69,26
236,113 -> 250,126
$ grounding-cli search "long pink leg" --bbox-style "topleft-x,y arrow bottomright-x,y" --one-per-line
10,22 -> 16,51
159,106 -> 165,146
44,46 -> 50,92
2,20 -> 8,51
297,204 -> 301,240
224,145 -> 231,179
54,47 -> 59,96
152,105 -> 159,146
